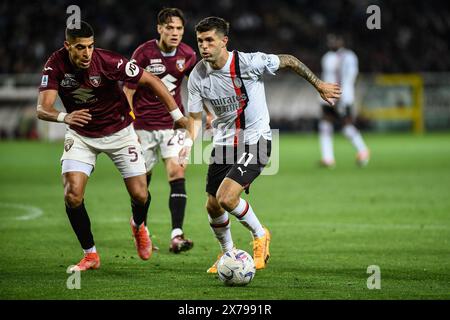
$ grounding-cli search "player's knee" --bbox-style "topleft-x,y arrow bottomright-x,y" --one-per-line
131,189 -> 148,205
216,192 -> 238,212
206,198 -> 221,215
64,190 -> 83,208
168,167 -> 185,181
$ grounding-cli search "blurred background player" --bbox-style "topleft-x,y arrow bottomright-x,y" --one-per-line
123,8 -> 197,253
179,17 -> 341,273
319,33 -> 370,167
37,21 -> 187,271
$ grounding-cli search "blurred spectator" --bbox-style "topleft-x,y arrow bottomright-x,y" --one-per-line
0,0 -> 448,74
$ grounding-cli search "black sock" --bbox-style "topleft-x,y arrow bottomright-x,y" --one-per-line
132,191 -> 151,226
169,178 -> 187,231
65,200 -> 95,250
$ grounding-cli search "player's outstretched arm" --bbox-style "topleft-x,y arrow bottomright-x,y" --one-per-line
36,90 -> 91,126
137,71 -> 188,128
278,54 -> 342,106
123,86 -> 136,118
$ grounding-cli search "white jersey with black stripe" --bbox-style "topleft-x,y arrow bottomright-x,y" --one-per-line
188,51 -> 280,146
321,48 -> 358,106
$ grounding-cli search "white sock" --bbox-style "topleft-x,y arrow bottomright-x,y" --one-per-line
171,228 -> 183,239
131,218 -> 139,228
229,198 -> 265,238
208,212 -> 234,252
83,246 -> 96,254
342,125 -> 368,153
319,120 -> 335,163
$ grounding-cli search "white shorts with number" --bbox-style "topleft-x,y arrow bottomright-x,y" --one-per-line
135,129 -> 186,172
61,124 -> 146,178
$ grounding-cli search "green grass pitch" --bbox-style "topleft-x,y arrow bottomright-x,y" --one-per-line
0,133 -> 449,299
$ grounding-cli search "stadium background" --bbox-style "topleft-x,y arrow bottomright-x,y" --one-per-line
0,0 -> 449,301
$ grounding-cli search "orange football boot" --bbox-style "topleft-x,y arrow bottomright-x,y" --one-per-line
69,252 -> 100,272
130,218 -> 152,260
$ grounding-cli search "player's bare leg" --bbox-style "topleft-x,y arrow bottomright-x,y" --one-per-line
164,157 -> 193,253
216,178 -> 271,270
63,171 -> 100,271
206,194 -> 233,273
319,113 -> 336,167
124,174 -> 152,260
342,116 -> 370,166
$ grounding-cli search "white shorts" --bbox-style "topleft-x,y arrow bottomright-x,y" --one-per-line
61,124 -> 146,179
135,129 -> 186,172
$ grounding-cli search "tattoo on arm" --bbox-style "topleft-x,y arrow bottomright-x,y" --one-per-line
278,54 -> 321,88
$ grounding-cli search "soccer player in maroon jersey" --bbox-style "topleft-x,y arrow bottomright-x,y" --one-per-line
123,8 -> 197,253
36,21 -> 187,271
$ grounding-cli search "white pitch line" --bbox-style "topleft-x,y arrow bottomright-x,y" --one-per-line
0,202 -> 44,221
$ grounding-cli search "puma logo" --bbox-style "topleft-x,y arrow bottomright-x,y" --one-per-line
237,167 -> 247,176
117,59 -> 123,69
43,67 -> 53,71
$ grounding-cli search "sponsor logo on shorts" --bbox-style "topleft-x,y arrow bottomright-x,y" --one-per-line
64,138 -> 74,152
237,167 -> 247,176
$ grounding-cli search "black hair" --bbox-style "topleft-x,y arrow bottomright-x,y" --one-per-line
65,21 -> 94,41
157,8 -> 185,26
195,16 -> 229,36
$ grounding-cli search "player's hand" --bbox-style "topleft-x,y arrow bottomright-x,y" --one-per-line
317,81 -> 342,106
178,145 -> 191,167
178,135 -> 193,167
205,112 -> 213,130
173,116 -> 188,130
64,109 -> 92,127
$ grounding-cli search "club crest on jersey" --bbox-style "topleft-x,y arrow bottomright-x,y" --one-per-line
64,138 -> 74,152
61,74 -> 79,88
176,58 -> 185,72
232,77 -> 242,89
89,75 -> 101,87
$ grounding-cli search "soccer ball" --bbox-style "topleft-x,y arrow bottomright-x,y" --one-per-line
217,249 -> 256,286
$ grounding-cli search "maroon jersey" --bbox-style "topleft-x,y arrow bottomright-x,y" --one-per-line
126,40 -> 196,130
39,47 -> 144,138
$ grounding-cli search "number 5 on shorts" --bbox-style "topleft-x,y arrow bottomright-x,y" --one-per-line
128,146 -> 138,162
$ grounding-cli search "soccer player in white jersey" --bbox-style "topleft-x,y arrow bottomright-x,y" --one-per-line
319,33 -> 370,167
178,17 -> 341,273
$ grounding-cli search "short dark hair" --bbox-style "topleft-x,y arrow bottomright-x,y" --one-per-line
195,17 -> 229,36
65,21 -> 94,41
157,8 -> 185,26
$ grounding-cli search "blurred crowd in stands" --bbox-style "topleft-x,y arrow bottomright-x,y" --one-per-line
1,0 -> 449,75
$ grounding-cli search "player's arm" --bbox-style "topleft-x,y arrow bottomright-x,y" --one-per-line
36,90 -> 91,126
178,111 -> 202,167
122,86 -> 136,117
278,54 -> 341,106
203,106 -> 213,130
137,71 -> 187,128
